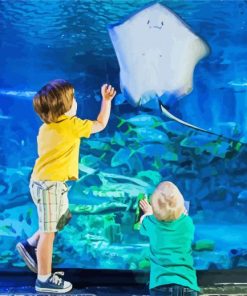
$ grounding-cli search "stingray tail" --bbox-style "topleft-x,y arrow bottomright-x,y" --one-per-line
159,101 -> 245,145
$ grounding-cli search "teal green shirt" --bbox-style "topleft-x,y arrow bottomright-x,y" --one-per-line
140,214 -> 200,292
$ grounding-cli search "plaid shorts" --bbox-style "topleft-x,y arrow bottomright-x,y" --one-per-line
30,180 -> 72,232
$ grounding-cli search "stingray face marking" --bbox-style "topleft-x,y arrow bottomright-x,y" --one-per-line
147,19 -> 164,30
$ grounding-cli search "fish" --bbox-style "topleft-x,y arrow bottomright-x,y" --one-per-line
111,147 -> 135,167
180,135 -> 230,158
111,131 -> 126,146
136,170 -> 162,186
136,143 -> 178,161
125,126 -> 169,143
136,144 -> 167,158
83,139 -> 111,151
116,114 -> 162,128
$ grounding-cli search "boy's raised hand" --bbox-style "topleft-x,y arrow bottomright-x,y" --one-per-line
140,199 -> 153,215
101,84 -> 116,101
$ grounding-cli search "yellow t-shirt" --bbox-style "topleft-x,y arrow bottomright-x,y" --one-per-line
31,115 -> 93,181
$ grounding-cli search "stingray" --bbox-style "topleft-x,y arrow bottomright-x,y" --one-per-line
108,3 -> 243,143
108,2 -> 209,104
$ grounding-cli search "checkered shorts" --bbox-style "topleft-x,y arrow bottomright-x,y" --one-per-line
30,180 -> 72,232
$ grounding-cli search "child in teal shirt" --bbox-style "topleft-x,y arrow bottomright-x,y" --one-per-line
139,181 -> 200,296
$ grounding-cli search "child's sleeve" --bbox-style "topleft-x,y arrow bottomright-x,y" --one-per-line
139,215 -> 151,237
72,117 -> 93,138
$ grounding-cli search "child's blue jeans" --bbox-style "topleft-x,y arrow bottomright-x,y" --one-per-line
150,284 -> 199,296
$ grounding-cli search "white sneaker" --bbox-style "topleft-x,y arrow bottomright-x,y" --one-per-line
35,271 -> 72,293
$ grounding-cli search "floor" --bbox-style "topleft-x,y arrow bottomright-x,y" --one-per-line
1,284 -> 247,295
1,271 -> 247,295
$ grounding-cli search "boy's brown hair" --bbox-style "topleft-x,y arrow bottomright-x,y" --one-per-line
33,79 -> 74,123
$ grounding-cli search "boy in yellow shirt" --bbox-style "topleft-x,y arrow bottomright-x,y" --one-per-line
16,79 -> 116,293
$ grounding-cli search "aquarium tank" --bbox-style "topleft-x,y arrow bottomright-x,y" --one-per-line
0,0 -> 246,273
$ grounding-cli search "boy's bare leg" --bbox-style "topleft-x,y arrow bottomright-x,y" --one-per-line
27,230 -> 40,247
37,232 -> 55,275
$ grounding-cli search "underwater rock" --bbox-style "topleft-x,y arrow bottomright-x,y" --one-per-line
100,172 -> 150,187
77,174 -> 102,187
70,202 -> 127,215
208,262 -> 219,270
52,252 -> 64,265
104,222 -> 122,244
196,185 -> 211,201
194,249 -> 230,270
191,210 -> 205,224
193,239 -> 215,251
83,177 -> 149,199
229,248 -> 247,268
175,167 -> 198,178
199,166 -> 218,179
0,180 -> 8,194
202,186 -> 232,203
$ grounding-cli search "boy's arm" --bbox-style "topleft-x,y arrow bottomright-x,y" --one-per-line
91,84 -> 116,134
139,199 -> 153,236
140,213 -> 152,224
139,199 -> 153,224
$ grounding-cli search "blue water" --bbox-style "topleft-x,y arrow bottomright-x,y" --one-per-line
0,0 -> 247,272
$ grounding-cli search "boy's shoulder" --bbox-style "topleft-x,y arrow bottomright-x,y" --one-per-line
151,214 -> 194,228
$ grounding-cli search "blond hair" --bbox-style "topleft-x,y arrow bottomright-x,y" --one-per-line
151,181 -> 184,221
33,79 -> 74,124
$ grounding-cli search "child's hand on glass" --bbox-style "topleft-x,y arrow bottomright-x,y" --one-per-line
101,84 -> 116,101
140,199 -> 153,215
